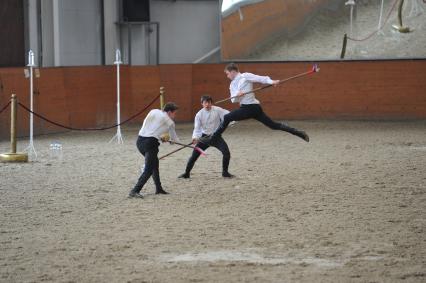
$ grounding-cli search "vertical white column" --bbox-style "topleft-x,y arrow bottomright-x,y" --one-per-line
378,0 -> 385,35
26,50 -> 37,160
109,49 -> 124,144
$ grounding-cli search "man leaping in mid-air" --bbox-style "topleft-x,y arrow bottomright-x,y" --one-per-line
203,63 -> 309,145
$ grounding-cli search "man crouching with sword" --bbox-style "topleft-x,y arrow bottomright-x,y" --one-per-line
178,95 -> 235,179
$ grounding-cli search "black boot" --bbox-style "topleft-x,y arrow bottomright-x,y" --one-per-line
222,172 -> 235,178
179,155 -> 198,179
128,189 -> 144,198
155,188 -> 169,195
280,123 -> 309,142
222,153 -> 234,178
295,130 -> 309,142
178,172 -> 190,179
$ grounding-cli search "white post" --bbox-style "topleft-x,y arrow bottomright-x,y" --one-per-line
345,0 -> 356,37
109,49 -> 124,144
377,0 -> 385,35
25,50 -> 37,160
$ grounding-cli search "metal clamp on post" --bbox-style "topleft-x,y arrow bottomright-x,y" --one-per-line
393,0 -> 411,33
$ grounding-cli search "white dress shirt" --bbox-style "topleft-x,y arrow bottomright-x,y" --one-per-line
230,72 -> 274,105
192,106 -> 230,139
138,109 -> 180,142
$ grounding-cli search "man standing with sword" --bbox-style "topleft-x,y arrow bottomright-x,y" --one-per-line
202,63 -> 309,145
129,102 -> 181,198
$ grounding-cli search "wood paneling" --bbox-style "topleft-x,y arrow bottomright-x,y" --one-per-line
128,65 -> 161,124
0,60 -> 425,140
159,64 -> 193,122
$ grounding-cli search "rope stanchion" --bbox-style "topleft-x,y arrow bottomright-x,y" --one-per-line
17,93 -> 161,131
346,0 -> 400,42
0,101 -> 11,115
341,0 -> 400,59
0,94 -> 28,163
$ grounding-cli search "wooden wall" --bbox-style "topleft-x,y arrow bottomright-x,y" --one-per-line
0,60 -> 425,140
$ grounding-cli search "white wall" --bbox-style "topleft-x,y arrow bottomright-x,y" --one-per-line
25,0 -> 40,66
150,0 -> 221,64
103,0 -> 120,65
29,0 -> 221,66
41,0 -> 55,66
56,0 -> 103,66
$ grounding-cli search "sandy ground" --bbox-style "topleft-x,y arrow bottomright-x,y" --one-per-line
1,120 -> 425,282
245,0 -> 426,60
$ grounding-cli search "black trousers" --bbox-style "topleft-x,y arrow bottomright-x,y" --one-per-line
184,134 -> 231,174
214,104 -> 299,136
132,136 -> 162,193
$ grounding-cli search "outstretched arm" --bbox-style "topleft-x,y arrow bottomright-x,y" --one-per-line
243,72 -> 277,85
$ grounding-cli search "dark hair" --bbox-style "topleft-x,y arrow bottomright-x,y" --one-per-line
163,102 -> 179,113
225,62 -> 239,72
200,95 -> 213,103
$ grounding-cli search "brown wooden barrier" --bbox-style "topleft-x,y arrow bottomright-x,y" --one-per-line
0,60 -> 425,140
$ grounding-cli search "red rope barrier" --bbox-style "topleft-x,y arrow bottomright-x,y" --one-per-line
17,93 -> 161,131
0,101 -> 11,115
347,0 -> 399,42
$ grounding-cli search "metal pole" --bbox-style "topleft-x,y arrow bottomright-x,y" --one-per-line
160,86 -> 165,109
128,23 -> 132,65
109,49 -> 124,144
117,59 -> 121,129
378,0 -> 385,32
146,24 -> 150,65
30,63 -> 33,143
156,23 -> 159,65
26,50 -> 37,160
11,94 -> 17,154
393,0 -> 411,33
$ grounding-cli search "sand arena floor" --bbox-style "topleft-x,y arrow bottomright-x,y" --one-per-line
0,120 -> 425,282
246,0 -> 426,61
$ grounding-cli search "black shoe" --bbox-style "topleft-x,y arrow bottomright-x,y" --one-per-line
155,189 -> 169,195
178,173 -> 190,179
293,131 -> 309,142
222,172 -> 235,178
128,191 -> 144,198
298,131 -> 309,142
